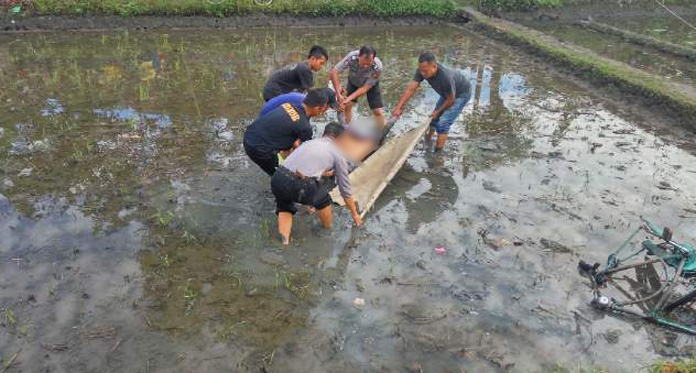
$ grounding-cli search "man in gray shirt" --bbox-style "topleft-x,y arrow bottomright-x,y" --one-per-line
392,52 -> 471,151
271,122 -> 361,245
330,46 -> 386,129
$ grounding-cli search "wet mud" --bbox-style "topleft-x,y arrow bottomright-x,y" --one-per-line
2,25 -> 696,372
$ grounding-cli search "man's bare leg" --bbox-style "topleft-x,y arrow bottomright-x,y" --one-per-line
278,212 -> 293,246
345,102 -> 354,125
435,133 -> 448,151
316,205 -> 333,229
373,108 -> 386,129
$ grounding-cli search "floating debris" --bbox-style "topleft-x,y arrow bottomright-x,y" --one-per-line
17,168 -> 33,177
540,238 -> 573,253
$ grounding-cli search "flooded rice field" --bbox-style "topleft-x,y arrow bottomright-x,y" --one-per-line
2,25 -> 696,372
522,21 -> 696,87
594,14 -> 696,48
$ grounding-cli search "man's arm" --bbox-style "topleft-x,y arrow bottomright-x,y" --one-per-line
392,81 -> 420,118
343,197 -> 362,226
330,52 -> 352,106
329,69 -> 345,112
430,92 -> 455,120
344,83 -> 374,102
347,64 -> 380,102
329,68 -> 343,99
334,154 -> 361,226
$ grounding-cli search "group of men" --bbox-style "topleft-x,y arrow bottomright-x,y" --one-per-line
243,45 -> 471,245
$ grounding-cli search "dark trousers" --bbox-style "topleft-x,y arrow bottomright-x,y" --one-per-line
271,167 -> 332,214
244,142 -> 278,176
346,81 -> 383,109
262,85 -> 283,102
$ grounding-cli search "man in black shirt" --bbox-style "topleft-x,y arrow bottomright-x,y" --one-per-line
392,52 -> 471,151
244,89 -> 329,176
262,45 -> 329,102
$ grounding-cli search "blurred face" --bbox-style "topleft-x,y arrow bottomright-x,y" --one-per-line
358,53 -> 375,69
418,61 -> 438,79
308,56 -> 327,72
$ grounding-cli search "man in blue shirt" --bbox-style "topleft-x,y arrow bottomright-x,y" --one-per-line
243,89 -> 329,176
259,88 -> 339,119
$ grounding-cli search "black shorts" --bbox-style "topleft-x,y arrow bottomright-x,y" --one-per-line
271,167 -> 332,214
347,81 -> 383,110
244,142 -> 278,176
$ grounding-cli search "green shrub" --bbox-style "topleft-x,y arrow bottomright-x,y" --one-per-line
24,0 -> 458,17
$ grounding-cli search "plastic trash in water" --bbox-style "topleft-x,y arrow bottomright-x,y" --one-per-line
434,246 -> 446,255
11,5 -> 22,14
353,298 -> 365,308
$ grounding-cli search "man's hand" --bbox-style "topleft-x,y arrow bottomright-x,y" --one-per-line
336,92 -> 347,112
392,107 -> 403,119
352,212 -> 362,227
343,197 -> 361,227
322,170 -> 335,177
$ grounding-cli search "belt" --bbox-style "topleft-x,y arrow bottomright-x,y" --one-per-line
278,166 -> 310,180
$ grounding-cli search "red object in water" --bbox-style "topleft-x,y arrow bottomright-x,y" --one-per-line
434,246 -> 446,255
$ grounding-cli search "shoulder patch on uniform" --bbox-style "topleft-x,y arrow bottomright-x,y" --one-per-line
282,103 -> 301,122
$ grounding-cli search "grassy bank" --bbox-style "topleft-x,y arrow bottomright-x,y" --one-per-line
649,358 -> 696,373
3,0 -> 693,16
478,0 -> 694,12
463,7 -> 696,123
4,0 -> 459,17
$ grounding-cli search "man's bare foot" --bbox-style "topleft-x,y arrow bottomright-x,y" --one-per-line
276,231 -> 290,246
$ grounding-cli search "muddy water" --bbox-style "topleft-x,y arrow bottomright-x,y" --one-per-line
2,26 -> 696,372
526,22 -> 696,87
595,14 -> 696,48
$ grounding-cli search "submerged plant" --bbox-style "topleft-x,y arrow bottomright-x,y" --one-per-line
1,308 -> 16,327
150,210 -> 174,227
159,253 -> 170,268
183,279 -> 196,316
182,230 -> 197,243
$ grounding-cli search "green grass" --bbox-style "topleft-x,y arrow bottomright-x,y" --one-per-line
4,0 -> 694,16
21,0 -> 459,17
649,358 -> 696,373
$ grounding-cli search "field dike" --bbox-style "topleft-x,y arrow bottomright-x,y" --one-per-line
462,7 -> 696,125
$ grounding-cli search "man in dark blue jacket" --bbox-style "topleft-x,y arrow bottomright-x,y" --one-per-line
243,89 -> 329,176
